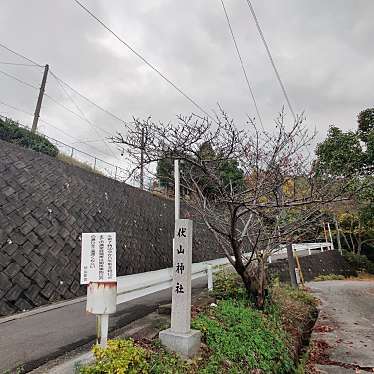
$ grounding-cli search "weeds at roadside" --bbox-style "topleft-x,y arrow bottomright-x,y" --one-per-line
57,154 -> 102,175
314,274 -> 345,281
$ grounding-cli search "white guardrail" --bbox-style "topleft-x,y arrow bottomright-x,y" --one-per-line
89,242 -> 333,346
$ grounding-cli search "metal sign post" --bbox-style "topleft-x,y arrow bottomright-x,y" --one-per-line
81,232 -> 117,347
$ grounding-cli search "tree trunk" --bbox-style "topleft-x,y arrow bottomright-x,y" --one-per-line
238,260 -> 267,309
255,259 -> 267,309
333,214 -> 342,252
357,237 -> 362,255
357,220 -> 362,255
349,218 -> 356,252
341,230 -> 351,251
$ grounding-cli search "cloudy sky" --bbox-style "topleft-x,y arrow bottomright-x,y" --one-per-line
0,0 -> 373,176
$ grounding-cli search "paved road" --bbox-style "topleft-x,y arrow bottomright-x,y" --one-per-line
309,280 -> 374,373
0,278 -> 208,373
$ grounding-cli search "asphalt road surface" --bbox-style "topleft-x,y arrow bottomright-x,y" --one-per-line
0,278 -> 208,373
309,280 -> 374,373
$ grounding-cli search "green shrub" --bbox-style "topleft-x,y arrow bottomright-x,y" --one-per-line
211,269 -> 247,301
271,283 -> 317,307
148,342 -> 193,373
0,117 -> 58,157
79,339 -> 194,374
192,299 -> 295,373
343,250 -> 374,274
314,274 -> 345,281
79,339 -> 149,374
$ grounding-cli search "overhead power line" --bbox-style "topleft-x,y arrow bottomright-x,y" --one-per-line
0,43 -> 121,159
0,67 -> 120,142
0,99 -> 116,158
0,42 -> 42,67
219,0 -> 263,128
50,71 -> 127,126
0,99 -> 34,118
72,0 -> 217,123
0,41 -> 129,130
244,0 -> 296,121
0,69 -> 39,90
0,61 -> 39,67
48,72 -> 120,160
49,72 -> 118,136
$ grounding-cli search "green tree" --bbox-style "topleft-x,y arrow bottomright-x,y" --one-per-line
315,113 -> 374,255
156,157 -> 174,189
315,126 -> 364,176
156,143 -> 244,197
358,108 -> 374,143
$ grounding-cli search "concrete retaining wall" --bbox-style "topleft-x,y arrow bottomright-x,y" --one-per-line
0,140 -> 221,316
269,250 -> 356,282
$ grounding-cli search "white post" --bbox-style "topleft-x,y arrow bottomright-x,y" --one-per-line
320,244 -> 324,252
268,256 -> 272,264
207,264 -> 213,291
173,159 -> 180,266
174,159 -> 180,221
308,248 -> 311,256
100,314 -> 109,348
86,282 -> 117,348
327,223 -> 334,250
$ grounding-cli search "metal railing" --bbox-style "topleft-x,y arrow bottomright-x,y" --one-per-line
44,135 -> 128,182
0,114 -> 129,182
92,242 -> 333,345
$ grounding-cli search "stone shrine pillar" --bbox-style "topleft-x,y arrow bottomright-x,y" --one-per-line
159,219 -> 201,357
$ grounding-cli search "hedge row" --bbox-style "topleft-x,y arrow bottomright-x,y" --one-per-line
343,250 -> 374,274
0,117 -> 58,157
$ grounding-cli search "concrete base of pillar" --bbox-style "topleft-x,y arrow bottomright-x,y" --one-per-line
159,328 -> 201,358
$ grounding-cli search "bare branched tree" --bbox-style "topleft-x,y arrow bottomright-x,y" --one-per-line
111,110 -> 355,308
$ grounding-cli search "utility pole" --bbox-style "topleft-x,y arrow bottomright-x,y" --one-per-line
140,126 -> 145,190
31,64 -> 49,133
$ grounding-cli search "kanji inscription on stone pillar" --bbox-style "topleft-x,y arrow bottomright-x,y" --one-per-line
171,219 -> 192,333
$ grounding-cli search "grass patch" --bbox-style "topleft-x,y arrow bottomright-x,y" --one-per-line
192,299 -> 295,373
314,274 -> 345,281
349,272 -> 374,280
57,153 -> 102,175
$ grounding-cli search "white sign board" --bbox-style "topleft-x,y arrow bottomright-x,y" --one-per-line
171,219 -> 192,334
80,232 -> 116,284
